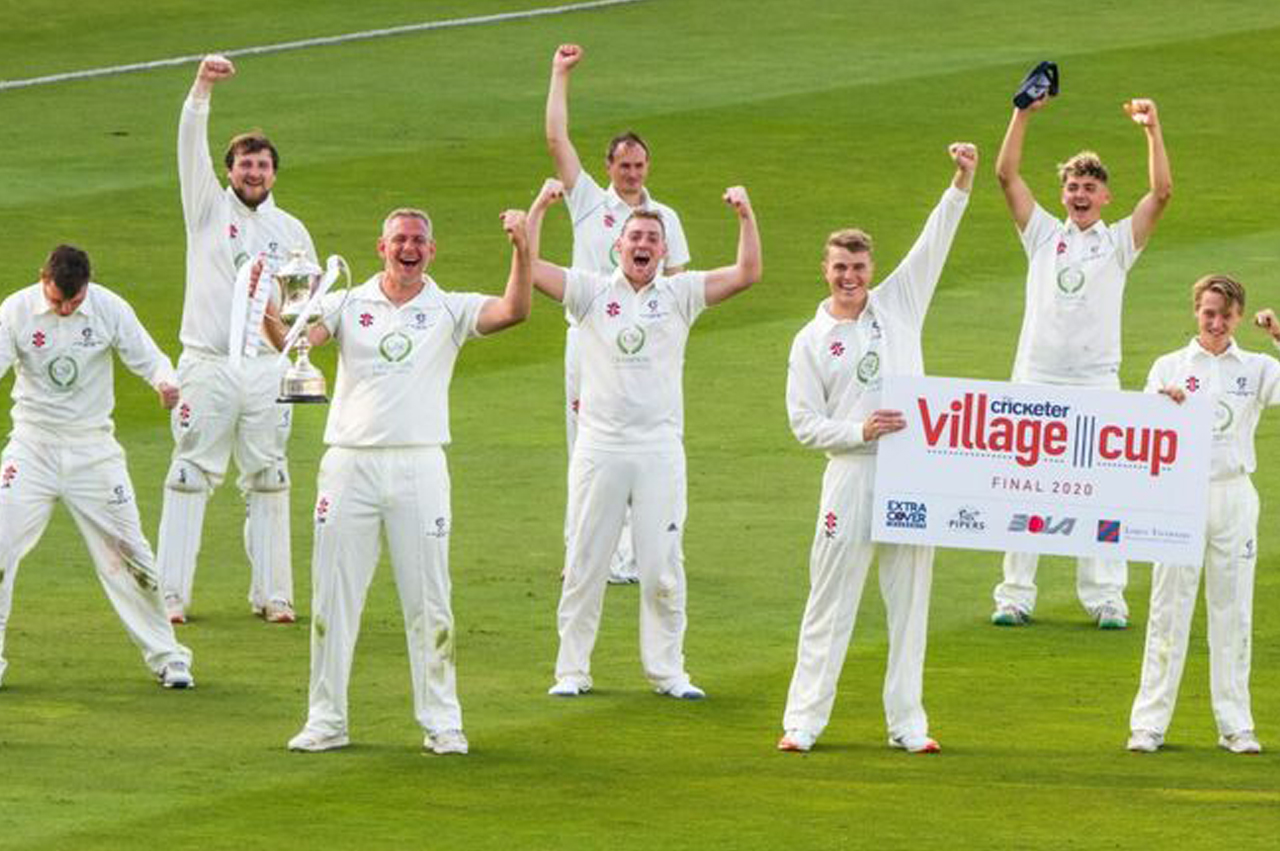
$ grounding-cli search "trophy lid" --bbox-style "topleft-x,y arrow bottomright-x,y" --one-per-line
274,247 -> 323,280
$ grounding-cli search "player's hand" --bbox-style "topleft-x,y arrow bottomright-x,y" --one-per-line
862,409 -> 906,442
552,44 -> 584,73
1124,98 -> 1159,128
534,177 -> 565,209
501,209 -> 528,246
1255,308 -> 1280,340
1158,386 -> 1187,404
722,186 -> 753,218
157,382 -> 180,410
197,54 -> 235,86
949,142 -> 978,173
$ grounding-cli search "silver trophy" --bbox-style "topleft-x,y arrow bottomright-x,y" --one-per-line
274,249 -> 350,403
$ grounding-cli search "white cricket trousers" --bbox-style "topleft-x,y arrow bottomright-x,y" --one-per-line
1130,475 -> 1258,737
555,445 -> 688,688
303,446 -> 460,736
158,352 -> 293,610
0,436 -> 191,684
563,325 -> 635,576
782,454 -> 933,739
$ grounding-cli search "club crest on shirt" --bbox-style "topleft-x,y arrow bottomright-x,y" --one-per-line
616,325 -> 646,355
1056,266 -> 1086,295
856,351 -> 880,384
1214,400 -> 1233,433
378,331 -> 413,362
47,355 -> 79,388
1185,376 -> 1200,393
604,214 -> 616,228
74,326 -> 103,349
829,341 -> 845,358
606,301 -> 621,318
31,330 -> 46,349
106,484 -> 132,506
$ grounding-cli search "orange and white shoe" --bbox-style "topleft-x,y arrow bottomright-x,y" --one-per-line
777,729 -> 817,752
889,733 -> 940,754
164,595 -> 186,625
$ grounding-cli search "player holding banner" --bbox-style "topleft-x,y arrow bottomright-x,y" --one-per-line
158,54 -> 317,625
1128,275 -> 1280,755
777,143 -> 976,754
990,77 -> 1172,629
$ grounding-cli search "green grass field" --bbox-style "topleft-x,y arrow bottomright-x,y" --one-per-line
1,1 -> 1278,848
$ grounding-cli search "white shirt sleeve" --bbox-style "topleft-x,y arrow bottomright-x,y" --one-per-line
873,185 -> 970,328
1019,203 -> 1058,259
785,328 -> 865,453
105,290 -> 178,388
319,289 -> 348,338
565,170 -> 606,228
178,95 -> 222,232
563,268 -> 598,324
1111,216 -> 1142,272
663,206 -> 691,269
0,298 -> 16,380
448,292 -> 489,345
1143,353 -> 1170,393
670,272 -> 707,326
1258,354 -> 1280,407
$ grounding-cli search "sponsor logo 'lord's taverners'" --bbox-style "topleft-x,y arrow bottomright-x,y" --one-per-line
917,392 -> 1179,476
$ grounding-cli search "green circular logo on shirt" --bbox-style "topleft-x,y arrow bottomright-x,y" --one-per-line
1056,266 -> 1086,294
616,325 -> 646,355
856,351 -> 880,383
48,356 -> 79,388
1214,400 -> 1233,434
609,245 -> 620,269
378,331 -> 413,362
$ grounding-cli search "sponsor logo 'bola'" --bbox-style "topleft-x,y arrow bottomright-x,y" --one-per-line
917,392 -> 1180,476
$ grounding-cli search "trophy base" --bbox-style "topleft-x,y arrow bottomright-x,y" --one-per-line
279,368 -> 328,405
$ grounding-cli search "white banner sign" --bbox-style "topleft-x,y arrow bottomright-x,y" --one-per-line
871,376 -> 1212,564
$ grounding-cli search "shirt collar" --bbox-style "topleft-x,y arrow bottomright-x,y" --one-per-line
225,185 -> 277,216
814,296 -> 871,331
1188,336 -> 1242,361
1063,217 -> 1106,237
604,182 -> 652,211
357,273 -> 437,308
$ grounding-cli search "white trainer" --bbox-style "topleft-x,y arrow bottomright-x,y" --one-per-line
547,678 -> 591,697
287,727 -> 350,752
1127,729 -> 1164,753
159,660 -> 194,689
991,604 -> 1030,626
1096,604 -> 1129,630
1218,730 -> 1262,754
777,729 -> 817,752
264,600 -> 296,624
888,733 -> 940,753
656,678 -> 706,700
425,729 -> 469,755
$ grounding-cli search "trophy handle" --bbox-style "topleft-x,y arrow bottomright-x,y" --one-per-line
277,254 -> 351,361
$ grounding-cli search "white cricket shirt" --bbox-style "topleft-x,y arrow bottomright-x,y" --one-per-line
1146,338 -> 1280,481
0,283 -> 176,442
178,94 -> 316,357
565,267 -> 708,452
320,275 -> 487,448
1012,204 -> 1142,385
787,185 -> 970,457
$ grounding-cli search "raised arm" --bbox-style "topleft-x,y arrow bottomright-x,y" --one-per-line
703,186 -> 762,306
527,179 -> 569,302
179,55 -> 236,226
1125,99 -> 1173,250
476,210 -> 534,335
995,100 -> 1047,231
545,44 -> 586,191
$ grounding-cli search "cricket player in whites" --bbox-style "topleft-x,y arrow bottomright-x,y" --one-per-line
530,183 -> 760,699
778,143 -> 976,754
285,207 -> 532,755
991,90 -> 1172,629
0,245 -> 193,689
1128,275 -> 1280,756
159,54 -> 317,625
545,43 -> 692,585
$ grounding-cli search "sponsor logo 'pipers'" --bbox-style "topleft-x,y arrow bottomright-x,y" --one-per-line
917,392 -> 1178,476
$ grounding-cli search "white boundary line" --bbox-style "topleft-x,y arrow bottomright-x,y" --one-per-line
0,0 -> 648,92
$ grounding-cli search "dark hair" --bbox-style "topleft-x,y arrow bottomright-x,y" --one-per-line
224,131 -> 280,171
606,131 -> 650,163
43,244 -> 92,298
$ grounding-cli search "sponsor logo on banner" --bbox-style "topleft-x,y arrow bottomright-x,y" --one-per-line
1008,514 -> 1076,535
917,392 -> 1180,476
885,500 -> 927,530
1120,523 -> 1193,547
1097,519 -> 1121,543
948,506 -> 986,532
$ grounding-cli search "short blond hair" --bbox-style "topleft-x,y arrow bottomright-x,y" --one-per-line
382,207 -> 433,238
824,228 -> 874,259
1192,273 -> 1246,312
1057,151 -> 1109,185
